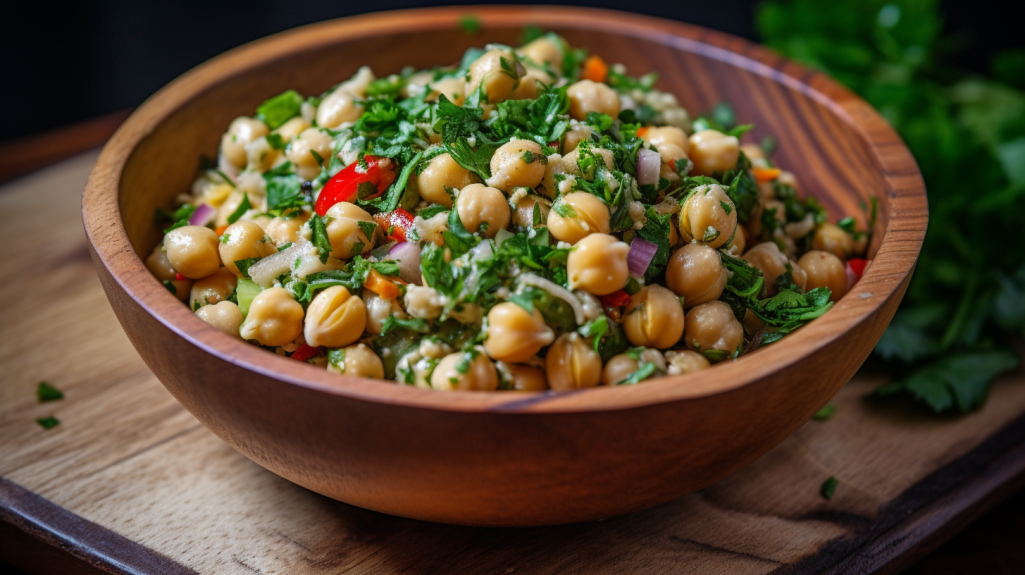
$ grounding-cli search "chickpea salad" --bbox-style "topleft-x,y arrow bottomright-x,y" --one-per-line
149,32 -> 873,391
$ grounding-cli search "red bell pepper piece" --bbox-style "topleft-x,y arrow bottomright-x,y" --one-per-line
847,258 -> 868,280
175,272 -> 186,281
290,343 -> 322,362
598,290 -> 632,308
373,208 -> 415,243
314,156 -> 396,216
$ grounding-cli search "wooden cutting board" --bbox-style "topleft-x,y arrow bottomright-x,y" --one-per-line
1,152 -> 1024,575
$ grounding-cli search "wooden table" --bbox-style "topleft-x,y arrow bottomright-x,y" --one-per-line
1,151 -> 1024,574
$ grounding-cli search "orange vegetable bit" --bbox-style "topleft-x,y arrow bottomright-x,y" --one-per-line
580,55 -> 609,83
214,224 -> 229,236
365,268 -> 402,300
752,167 -> 782,183
636,126 -> 650,138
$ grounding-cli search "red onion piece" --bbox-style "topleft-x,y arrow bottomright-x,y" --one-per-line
627,237 -> 658,276
387,241 -> 422,285
189,203 -> 216,227
637,148 -> 661,187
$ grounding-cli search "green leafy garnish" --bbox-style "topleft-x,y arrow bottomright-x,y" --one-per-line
255,90 -> 303,130
36,416 -> 60,430
234,258 -> 261,278
226,193 -> 252,225
813,404 -> 837,421
820,476 -> 838,500
37,382 -> 63,402
458,15 -> 482,35
381,316 -> 431,335
309,214 -> 331,264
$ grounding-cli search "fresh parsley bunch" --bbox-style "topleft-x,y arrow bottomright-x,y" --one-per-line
759,0 -> 1025,413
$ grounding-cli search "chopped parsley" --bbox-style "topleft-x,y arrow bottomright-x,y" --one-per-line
255,89 -> 303,130
36,416 -> 60,430
820,477 -> 838,500
226,193 -> 252,224
37,382 -> 63,402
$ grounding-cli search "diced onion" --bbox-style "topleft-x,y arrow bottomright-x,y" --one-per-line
386,242 -> 422,285
627,237 -> 658,276
637,148 -> 661,187
189,203 -> 216,227
249,240 -> 311,287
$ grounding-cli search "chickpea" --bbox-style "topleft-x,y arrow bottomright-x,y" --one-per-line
499,362 -> 549,391
164,225 -> 222,280
483,303 -> 556,362
545,333 -> 603,391
688,129 -> 740,176
539,152 -> 565,198
304,286 -> 367,348
562,124 -> 593,153
325,202 -> 375,259
511,193 -> 550,229
220,117 -> 269,168
602,349 -> 667,386
742,242 -> 791,298
467,48 -> 523,104
195,301 -> 244,339
518,36 -> 563,69
726,223 -> 747,254
567,80 -> 621,120
404,285 -> 444,320
327,343 -> 384,379
338,66 -> 375,98
245,136 -> 280,173
456,183 -> 510,238
684,301 -> 745,356
415,153 -> 479,207
641,126 -> 689,154
487,139 -> 546,192
508,69 -> 542,100
567,233 -> 630,296
547,192 -> 611,244
316,89 -> 365,129
145,245 -> 192,301
664,350 -> 710,375
189,267 -> 237,309
239,287 -> 304,347
812,223 -> 855,261
426,75 -> 467,105
219,221 -> 276,277
264,210 -> 312,247
797,250 -> 848,302
623,285 -> 685,349
656,142 -> 688,167
791,260 -> 808,293
286,128 -> 333,182
677,184 -> 738,249
364,289 -> 406,335
431,348 -> 500,391
561,146 -> 615,176
273,117 -> 309,144
665,243 -> 728,308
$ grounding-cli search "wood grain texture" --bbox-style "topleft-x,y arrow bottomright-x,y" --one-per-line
79,6 -> 928,526
0,110 -> 130,184
1,153 -> 1022,574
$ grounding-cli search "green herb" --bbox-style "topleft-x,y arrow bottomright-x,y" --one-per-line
226,193 -> 252,224
162,280 -> 177,295
305,257 -> 400,295
37,382 -> 63,402
617,361 -> 661,385
578,315 -> 610,352
309,214 -> 331,264
759,0 -> 1025,413
445,137 -> 500,182
520,25 -> 545,45
434,94 -> 484,144
255,89 -> 303,130
357,221 -> 378,243
36,416 -> 60,430
160,204 -> 197,234
263,163 -> 307,211
364,150 -> 425,213
327,348 -> 346,369
607,70 -> 658,93
635,208 -> 672,281
234,258 -> 261,278
552,201 -> 577,218
265,133 -> 287,150
381,316 -> 431,335
458,15 -> 482,35
508,288 -> 540,313
820,476 -> 838,500
813,404 -> 837,421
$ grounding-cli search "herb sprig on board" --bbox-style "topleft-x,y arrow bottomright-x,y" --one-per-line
759,0 -> 1025,413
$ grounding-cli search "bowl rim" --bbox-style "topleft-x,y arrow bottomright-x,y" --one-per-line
83,5 -> 927,414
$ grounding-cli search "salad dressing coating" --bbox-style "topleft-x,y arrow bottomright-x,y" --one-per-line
150,33 -> 871,390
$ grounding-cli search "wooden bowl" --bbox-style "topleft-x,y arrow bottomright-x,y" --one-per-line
82,6 -> 926,526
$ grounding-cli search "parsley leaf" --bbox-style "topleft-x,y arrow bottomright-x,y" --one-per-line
226,193 -> 252,224
434,95 -> 484,144
635,208 -> 672,281
37,382 -> 63,402
820,477 -> 838,500
874,349 -> 1020,413
445,137 -> 501,182
255,90 -> 303,130
309,214 -> 331,264
381,316 -> 431,335
264,163 -> 307,211
36,416 -> 60,430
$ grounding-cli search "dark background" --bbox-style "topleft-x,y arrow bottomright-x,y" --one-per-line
1,0 -> 1021,141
